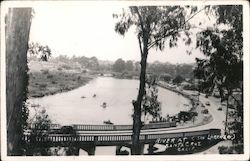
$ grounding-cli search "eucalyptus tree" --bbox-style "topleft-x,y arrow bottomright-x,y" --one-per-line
114,6 -> 203,154
194,5 -> 243,153
28,42 -> 52,61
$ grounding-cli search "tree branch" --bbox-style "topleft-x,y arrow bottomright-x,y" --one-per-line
138,35 -> 143,56
134,7 -> 145,36
230,94 -> 242,107
148,28 -> 187,50
148,6 -> 206,50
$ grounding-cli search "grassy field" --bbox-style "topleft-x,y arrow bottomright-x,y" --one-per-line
28,70 -> 93,98
28,60 -> 94,98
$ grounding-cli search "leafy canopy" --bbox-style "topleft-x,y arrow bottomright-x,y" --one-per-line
113,6 -> 198,52
195,5 -> 243,99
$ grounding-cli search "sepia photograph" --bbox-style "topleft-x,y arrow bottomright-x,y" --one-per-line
1,0 -> 249,160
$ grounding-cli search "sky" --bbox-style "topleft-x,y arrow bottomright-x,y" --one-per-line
29,4 -> 215,64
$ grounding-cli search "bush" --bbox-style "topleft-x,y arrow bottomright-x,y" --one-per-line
39,83 -> 47,88
81,69 -> 87,73
41,69 -> 49,75
51,81 -> 57,84
61,64 -> 71,70
218,146 -> 234,154
47,74 -> 53,79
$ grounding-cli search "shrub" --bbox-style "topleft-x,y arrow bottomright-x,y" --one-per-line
51,81 -> 57,84
61,64 -> 71,70
39,83 -> 47,88
41,69 -> 49,75
218,146 -> 234,154
47,74 -> 53,79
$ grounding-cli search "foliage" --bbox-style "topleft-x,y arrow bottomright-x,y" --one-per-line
125,60 -> 134,71
148,62 -> 194,79
193,5 -> 243,153
21,53 -> 30,136
25,107 -> 52,155
87,56 -> 99,70
113,6 -> 194,51
173,75 -> 185,84
54,55 -> 100,71
142,76 -> 162,122
218,144 -> 243,154
160,73 -> 172,82
28,42 -> 52,61
194,5 -> 242,99
113,58 -> 126,72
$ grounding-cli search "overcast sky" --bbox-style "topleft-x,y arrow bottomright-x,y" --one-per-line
29,4 -> 215,64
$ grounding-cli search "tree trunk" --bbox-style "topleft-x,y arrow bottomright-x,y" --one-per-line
132,47 -> 148,155
224,94 -> 229,135
5,8 -> 32,155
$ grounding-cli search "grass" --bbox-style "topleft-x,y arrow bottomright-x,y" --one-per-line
28,70 -> 93,98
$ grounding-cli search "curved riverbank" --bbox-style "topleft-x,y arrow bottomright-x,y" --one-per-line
157,81 -> 214,128
28,71 -> 94,98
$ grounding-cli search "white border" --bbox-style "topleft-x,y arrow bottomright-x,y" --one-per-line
1,1 -> 249,161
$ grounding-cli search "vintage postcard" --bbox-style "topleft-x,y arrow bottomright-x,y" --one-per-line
1,0 -> 249,161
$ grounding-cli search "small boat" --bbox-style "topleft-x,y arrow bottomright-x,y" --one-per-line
103,120 -> 113,125
81,96 -> 86,99
101,102 -> 107,108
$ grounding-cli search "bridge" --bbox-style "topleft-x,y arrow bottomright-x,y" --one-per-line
23,127 -> 221,155
23,81 -> 225,155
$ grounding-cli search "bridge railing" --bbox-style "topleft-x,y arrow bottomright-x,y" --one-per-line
142,121 -> 176,129
28,121 -> 177,132
72,122 -> 176,131
23,129 -> 221,144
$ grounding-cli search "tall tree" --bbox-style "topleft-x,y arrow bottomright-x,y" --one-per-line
125,60 -> 134,71
5,8 -> 32,155
114,6 -> 202,154
194,5 -> 243,153
113,58 -> 126,72
87,56 -> 99,70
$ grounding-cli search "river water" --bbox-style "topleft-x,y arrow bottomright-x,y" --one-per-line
28,77 -> 190,125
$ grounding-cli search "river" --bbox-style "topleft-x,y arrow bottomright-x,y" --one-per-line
28,77 -> 190,125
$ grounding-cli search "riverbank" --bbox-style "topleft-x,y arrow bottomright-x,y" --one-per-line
28,70 -> 94,98
157,81 -> 213,128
